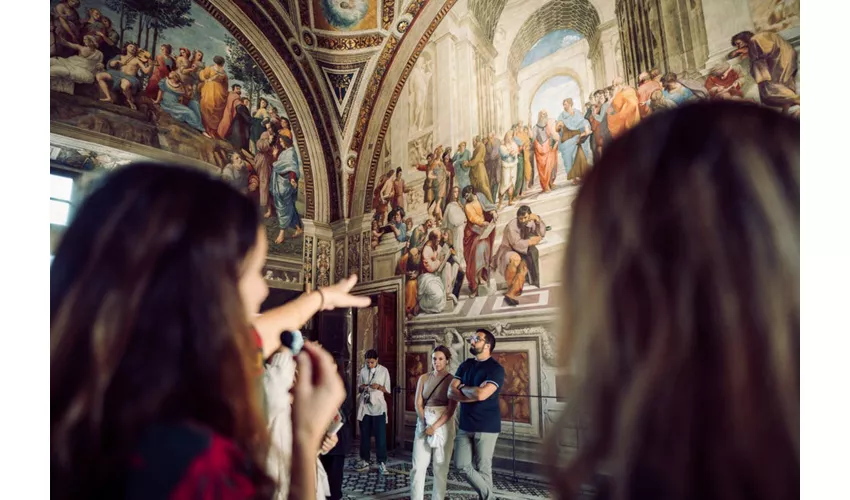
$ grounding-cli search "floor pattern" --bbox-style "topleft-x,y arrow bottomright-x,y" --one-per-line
340,451 -> 553,499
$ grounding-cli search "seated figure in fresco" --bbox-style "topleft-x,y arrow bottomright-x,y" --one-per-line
221,152 -> 253,194
493,205 -> 546,306
438,229 -> 463,305
409,218 -> 434,251
50,34 -> 104,95
154,72 -> 209,137
95,42 -> 153,110
649,89 -> 677,113
388,208 -> 408,244
270,135 -> 303,244
730,30 -> 800,114
704,62 -> 746,100
662,73 -> 698,105
417,230 -> 448,315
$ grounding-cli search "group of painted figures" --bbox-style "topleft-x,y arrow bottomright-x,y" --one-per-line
50,0 -> 304,243
370,27 -> 799,318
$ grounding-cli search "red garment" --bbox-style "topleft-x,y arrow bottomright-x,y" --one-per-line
705,70 -> 744,98
463,213 -> 495,294
125,424 -> 259,499
637,80 -> 662,117
217,91 -> 243,139
145,54 -> 176,99
170,434 -> 257,500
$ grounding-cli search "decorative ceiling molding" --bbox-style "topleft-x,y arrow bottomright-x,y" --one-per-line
320,61 -> 368,126
506,0 -> 602,76
468,0 -> 510,42
382,0 -> 397,30
315,32 -> 387,51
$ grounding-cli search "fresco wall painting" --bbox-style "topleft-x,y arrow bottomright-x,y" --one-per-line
50,0 -> 306,257
372,0 -> 800,463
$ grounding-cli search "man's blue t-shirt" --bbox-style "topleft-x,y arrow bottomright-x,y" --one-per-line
454,357 -> 505,433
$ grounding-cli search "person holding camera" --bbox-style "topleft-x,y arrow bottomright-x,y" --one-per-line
353,349 -> 392,474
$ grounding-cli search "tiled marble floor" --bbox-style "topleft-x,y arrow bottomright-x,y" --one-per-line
339,451 -> 554,499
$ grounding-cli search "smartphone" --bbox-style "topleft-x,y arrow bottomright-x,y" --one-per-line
319,409 -> 345,456
326,408 -> 345,436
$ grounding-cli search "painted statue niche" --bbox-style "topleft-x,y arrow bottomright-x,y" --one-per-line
49,0 -> 306,257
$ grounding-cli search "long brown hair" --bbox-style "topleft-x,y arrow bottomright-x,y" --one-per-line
51,163 -> 275,498
547,102 -> 799,500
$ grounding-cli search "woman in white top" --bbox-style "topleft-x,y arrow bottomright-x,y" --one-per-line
410,345 -> 458,500
265,347 -> 334,500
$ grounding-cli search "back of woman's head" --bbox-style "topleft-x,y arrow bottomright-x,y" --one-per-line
51,163 -> 272,498
549,102 -> 799,500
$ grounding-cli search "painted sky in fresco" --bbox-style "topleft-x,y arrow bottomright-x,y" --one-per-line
530,75 -> 582,124
521,29 -> 584,69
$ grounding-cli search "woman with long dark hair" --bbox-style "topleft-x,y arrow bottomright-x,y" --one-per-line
410,345 -> 457,500
546,102 -> 799,500
51,163 -> 370,499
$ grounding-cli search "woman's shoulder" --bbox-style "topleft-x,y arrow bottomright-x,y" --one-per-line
125,423 -> 256,500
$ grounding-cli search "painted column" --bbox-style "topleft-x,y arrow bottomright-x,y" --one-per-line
495,72 -> 517,132
598,20 -> 620,85
455,37 -> 480,141
434,32 -> 459,150
584,55 -> 597,99
700,0 -> 754,69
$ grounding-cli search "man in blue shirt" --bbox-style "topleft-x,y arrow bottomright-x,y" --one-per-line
448,328 -> 505,499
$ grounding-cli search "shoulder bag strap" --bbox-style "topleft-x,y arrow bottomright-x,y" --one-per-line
421,373 -> 451,407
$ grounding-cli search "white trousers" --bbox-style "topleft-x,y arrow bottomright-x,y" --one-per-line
410,407 -> 456,500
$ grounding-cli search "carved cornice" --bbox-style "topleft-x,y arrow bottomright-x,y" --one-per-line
316,32 -> 387,50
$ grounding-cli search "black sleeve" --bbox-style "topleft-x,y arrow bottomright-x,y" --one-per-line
485,362 -> 505,390
454,359 -> 468,383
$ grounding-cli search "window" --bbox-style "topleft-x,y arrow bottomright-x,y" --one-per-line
50,173 -> 74,226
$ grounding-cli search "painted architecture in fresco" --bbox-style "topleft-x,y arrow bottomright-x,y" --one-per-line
48,0 -> 802,471
49,0 -> 306,257
371,0 -> 800,320
356,0 -> 801,466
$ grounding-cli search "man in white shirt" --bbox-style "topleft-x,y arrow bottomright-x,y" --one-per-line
354,349 -> 392,474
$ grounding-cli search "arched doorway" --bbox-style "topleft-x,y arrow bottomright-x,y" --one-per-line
529,75 -> 583,127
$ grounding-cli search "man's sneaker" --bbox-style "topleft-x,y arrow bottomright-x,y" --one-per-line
353,459 -> 370,472
378,462 -> 387,475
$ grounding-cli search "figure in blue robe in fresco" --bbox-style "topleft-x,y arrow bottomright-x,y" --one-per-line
452,142 -> 472,192
156,72 -> 208,136
271,135 -> 303,244
556,98 -> 593,184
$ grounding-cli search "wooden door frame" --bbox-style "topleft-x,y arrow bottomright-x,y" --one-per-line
351,276 -> 406,451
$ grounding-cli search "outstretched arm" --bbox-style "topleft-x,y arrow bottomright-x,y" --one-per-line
254,275 -> 371,357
